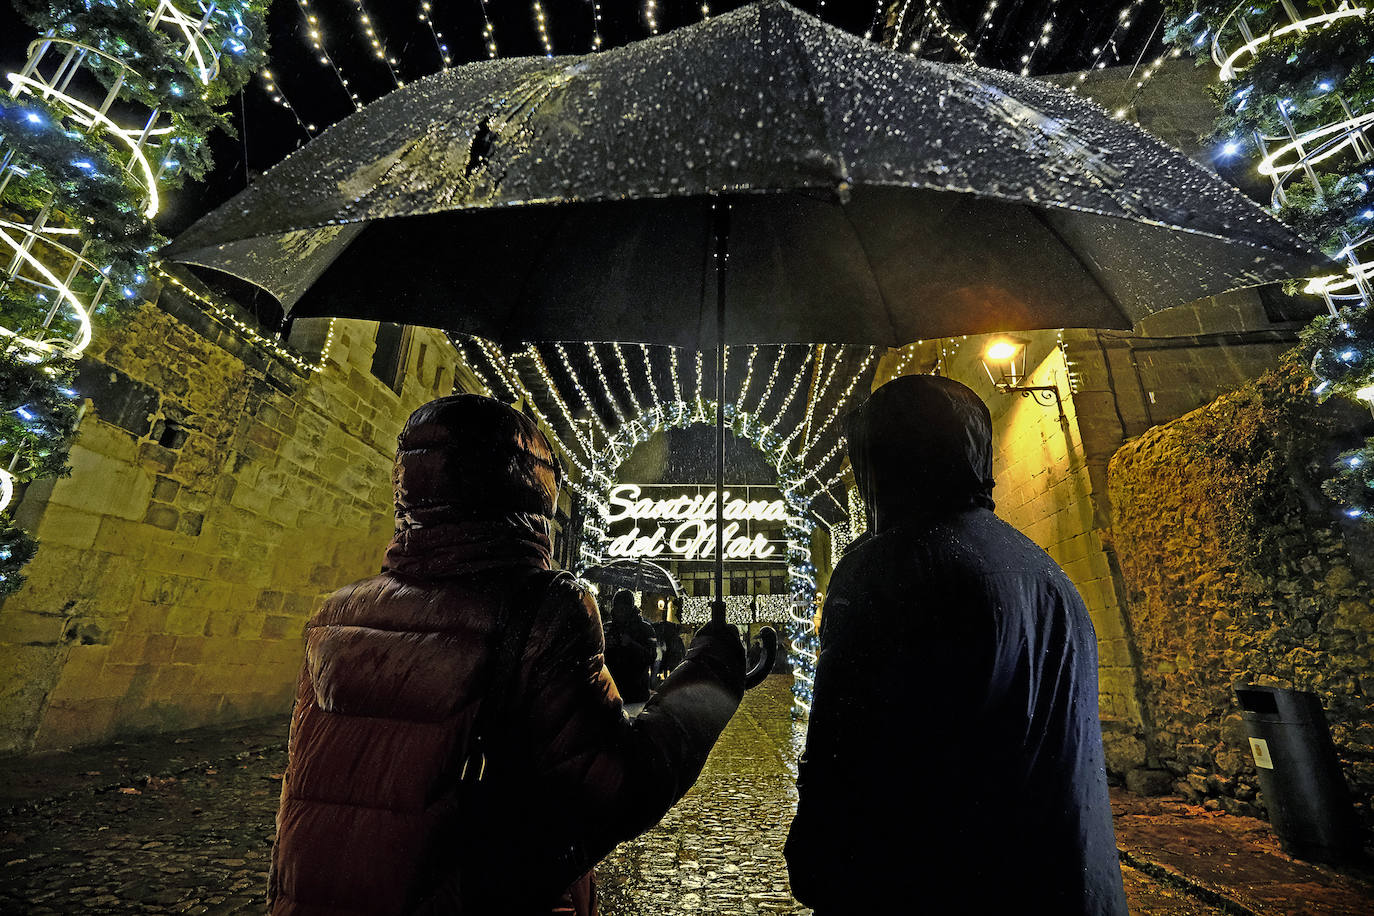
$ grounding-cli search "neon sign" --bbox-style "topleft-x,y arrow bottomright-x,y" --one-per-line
603,483 -> 794,562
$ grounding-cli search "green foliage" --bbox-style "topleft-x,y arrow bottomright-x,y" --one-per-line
0,521 -> 40,597
1274,173 -> 1374,254
0,348 -> 80,481
0,1 -> 271,587
0,93 -> 160,303
1166,1 -> 1374,523
14,0 -> 270,185
1323,445 -> 1374,517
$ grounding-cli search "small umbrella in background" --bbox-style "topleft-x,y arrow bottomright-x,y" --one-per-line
582,558 -> 684,600
165,1 -> 1327,678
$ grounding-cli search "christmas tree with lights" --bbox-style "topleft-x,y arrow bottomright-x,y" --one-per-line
1167,1 -> 1374,521
0,1 -> 269,591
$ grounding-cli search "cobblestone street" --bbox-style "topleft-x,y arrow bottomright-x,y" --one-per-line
2,675 -> 1371,914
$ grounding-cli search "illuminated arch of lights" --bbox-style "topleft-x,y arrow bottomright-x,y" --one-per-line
464,339 -> 876,717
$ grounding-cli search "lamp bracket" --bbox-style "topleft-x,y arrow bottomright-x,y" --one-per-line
997,383 -> 1066,421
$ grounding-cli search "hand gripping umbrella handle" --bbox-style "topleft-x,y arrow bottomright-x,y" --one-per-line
743,626 -> 778,690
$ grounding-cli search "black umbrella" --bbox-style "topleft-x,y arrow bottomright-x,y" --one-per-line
166,3 -> 1324,346
583,559 -> 684,600
165,1 -> 1325,674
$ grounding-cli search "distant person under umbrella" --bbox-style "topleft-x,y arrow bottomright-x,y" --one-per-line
655,616 -> 687,680
785,375 -> 1127,915
602,590 -> 658,716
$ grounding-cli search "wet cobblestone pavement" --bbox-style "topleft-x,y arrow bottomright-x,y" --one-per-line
2,675 -> 1370,914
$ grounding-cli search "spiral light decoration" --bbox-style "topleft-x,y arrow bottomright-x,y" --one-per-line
1211,2 -> 1373,310
0,2 -> 242,513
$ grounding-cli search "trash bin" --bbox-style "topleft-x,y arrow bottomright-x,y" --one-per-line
1235,685 -> 1365,865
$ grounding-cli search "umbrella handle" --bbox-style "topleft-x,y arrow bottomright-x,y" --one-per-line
743,626 -> 778,690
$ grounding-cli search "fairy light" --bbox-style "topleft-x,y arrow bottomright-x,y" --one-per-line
1020,1 -> 1060,76
611,342 -> 645,416
694,350 -> 705,414
591,0 -> 604,50
1069,0 -> 1145,90
258,69 -> 314,136
971,0 -> 999,58
762,347 -> 814,435
786,439 -> 847,494
752,345 -> 788,419
779,344 -> 832,453
639,344 -> 662,411
905,0 -> 974,62
532,1 -> 554,57
801,347 -> 877,459
804,347 -> 847,436
293,0 -> 362,110
669,346 -> 684,404
451,338 -> 495,397
474,339 -> 601,488
863,0 -> 885,41
476,0 -> 498,58
734,345 -> 759,414
644,0 -> 660,35
346,0 -> 401,86
587,343 -> 628,424
529,346 -> 595,455
155,267 -> 336,374
417,0 -> 452,68
554,341 -> 610,438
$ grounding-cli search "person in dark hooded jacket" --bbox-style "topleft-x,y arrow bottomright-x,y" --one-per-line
269,394 -> 745,916
602,590 -> 657,710
785,374 -> 1127,915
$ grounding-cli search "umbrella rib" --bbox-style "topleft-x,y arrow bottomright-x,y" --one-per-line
837,205 -> 902,346
1024,206 -> 1128,317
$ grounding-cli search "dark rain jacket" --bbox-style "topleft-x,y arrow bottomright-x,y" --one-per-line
785,375 -> 1127,915
603,613 -> 657,703
269,395 -> 745,916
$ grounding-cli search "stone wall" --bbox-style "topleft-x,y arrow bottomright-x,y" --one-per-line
1108,360 -> 1374,826
0,278 -> 466,755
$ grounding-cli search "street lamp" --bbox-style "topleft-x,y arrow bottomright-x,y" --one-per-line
980,336 -> 1066,420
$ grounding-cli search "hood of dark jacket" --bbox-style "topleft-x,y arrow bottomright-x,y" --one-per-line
383,394 -> 563,576
846,374 -> 995,529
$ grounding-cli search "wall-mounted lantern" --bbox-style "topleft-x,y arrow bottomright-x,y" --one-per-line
980,336 -> 1065,421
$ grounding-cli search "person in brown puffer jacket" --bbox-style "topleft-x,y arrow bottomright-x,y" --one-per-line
268,394 -> 746,915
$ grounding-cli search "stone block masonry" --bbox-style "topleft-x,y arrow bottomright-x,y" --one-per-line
1108,361 -> 1373,828
0,278 -> 467,755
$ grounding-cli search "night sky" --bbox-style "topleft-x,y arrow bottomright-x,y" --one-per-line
3,1 -> 1166,237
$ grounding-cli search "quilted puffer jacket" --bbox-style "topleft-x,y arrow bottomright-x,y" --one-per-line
269,395 -> 745,915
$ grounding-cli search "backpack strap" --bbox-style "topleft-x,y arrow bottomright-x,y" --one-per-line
461,568 -> 571,783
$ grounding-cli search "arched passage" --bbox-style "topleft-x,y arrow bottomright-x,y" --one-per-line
578,399 -> 826,718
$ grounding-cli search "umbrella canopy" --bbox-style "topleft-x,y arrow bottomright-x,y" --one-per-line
582,559 -> 683,599
165,1 -> 1325,349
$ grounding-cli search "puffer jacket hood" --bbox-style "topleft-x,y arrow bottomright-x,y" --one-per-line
846,374 -> 995,527
384,395 -> 563,576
